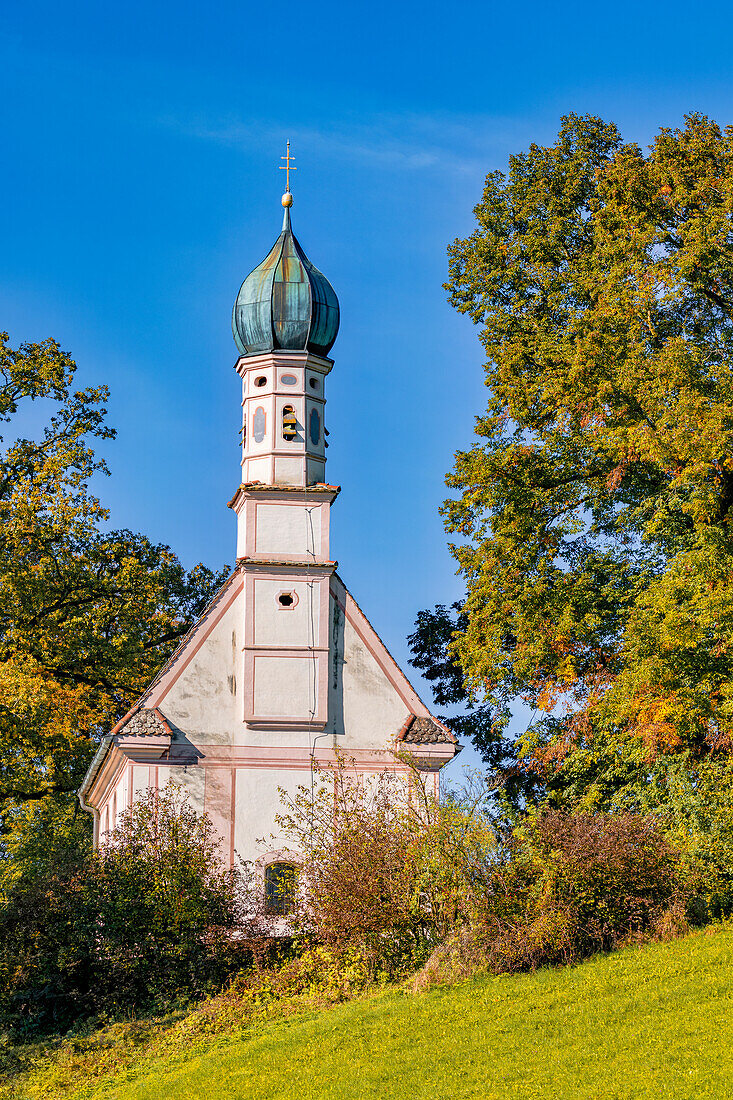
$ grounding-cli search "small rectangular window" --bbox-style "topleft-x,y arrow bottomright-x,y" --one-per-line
264,862 -> 297,915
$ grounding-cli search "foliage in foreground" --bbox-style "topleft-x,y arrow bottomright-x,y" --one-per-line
416,112 -> 733,812
0,786 -> 250,1039
278,759 -> 687,980
0,332 -> 226,888
0,941 -> 381,1099
0,759 -> 705,1042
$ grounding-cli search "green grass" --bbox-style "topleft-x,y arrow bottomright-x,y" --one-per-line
5,928 -> 733,1099
90,927 -> 733,1100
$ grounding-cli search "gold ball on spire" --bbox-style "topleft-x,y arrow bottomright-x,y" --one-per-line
281,191 -> 293,208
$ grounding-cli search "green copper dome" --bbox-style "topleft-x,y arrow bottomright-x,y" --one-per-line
232,205 -> 339,359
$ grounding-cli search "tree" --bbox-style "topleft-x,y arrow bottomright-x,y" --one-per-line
407,603 -> 537,806
0,333 -> 226,875
437,113 -> 733,807
0,785 -> 247,1037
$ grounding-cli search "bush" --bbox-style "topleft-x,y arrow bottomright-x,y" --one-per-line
278,758 -> 498,976
279,764 -> 430,974
0,785 -> 251,1038
281,760 -> 686,983
414,810 -> 687,988
486,812 -> 685,970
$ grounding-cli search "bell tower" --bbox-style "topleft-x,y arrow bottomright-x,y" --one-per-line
78,147 -> 459,861
228,156 -> 340,733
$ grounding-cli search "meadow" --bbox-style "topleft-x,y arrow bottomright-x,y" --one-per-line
5,925 -> 732,1100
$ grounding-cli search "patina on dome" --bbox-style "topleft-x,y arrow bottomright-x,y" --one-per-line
232,203 -> 339,358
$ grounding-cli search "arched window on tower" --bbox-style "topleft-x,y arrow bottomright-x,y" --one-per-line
264,862 -> 297,915
282,405 -> 298,441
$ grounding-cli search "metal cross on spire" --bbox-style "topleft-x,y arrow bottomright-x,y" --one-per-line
279,141 -> 296,193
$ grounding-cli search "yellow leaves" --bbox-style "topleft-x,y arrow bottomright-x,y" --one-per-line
442,112 -> 733,797
629,688 -> 687,754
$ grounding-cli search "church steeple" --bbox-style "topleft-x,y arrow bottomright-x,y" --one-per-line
230,155 -> 338,571
79,149 -> 458,861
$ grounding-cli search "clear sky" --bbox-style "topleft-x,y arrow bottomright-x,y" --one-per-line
3,0 -> 733,776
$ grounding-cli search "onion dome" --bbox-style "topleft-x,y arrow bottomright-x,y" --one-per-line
232,197 -> 340,359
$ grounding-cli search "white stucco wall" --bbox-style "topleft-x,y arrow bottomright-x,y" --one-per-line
157,592 -> 242,744
158,763 -> 207,808
253,578 -> 318,647
254,503 -> 321,556
132,765 -> 149,801
234,766 -> 307,864
328,593 -> 410,750
253,654 -> 315,718
123,575 -> 437,866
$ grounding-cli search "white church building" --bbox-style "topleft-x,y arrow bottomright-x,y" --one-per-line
79,169 -> 458,887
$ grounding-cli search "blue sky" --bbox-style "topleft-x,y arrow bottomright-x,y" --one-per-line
3,0 -> 733,776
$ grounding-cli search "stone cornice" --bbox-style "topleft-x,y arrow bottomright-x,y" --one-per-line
234,350 -> 334,380
228,482 -> 340,511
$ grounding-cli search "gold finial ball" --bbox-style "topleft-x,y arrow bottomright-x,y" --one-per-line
281,191 -> 293,208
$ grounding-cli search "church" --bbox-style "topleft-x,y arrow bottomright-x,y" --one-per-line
78,159 -> 458,886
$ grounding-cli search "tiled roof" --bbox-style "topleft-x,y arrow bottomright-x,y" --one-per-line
114,707 -> 172,738
398,715 -> 456,745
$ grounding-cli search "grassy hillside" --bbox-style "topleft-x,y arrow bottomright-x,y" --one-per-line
6,927 -> 733,1100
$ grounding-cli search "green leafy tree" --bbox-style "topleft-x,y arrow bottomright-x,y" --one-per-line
407,603 -> 537,806
0,333 -> 227,878
439,113 -> 733,807
0,785 -> 247,1037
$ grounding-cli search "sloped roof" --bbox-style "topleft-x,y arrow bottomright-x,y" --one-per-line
398,715 -> 456,745
137,569 -> 240,707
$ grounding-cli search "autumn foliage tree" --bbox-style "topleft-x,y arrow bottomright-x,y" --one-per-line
432,113 -> 733,807
0,334 -> 226,881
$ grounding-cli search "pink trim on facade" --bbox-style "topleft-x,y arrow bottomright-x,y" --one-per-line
230,489 -> 338,564
331,575 -> 433,718
145,573 -> 244,709
175,746 -> 448,769
229,769 -> 236,867
204,766 -> 234,859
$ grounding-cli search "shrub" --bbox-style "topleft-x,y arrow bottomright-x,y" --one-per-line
279,764 -> 428,974
414,810 -> 687,987
643,756 -> 733,921
277,757 -> 497,976
0,785 -> 252,1038
515,813 -> 680,945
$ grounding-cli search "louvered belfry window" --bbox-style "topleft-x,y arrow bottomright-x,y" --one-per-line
282,405 -> 298,441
